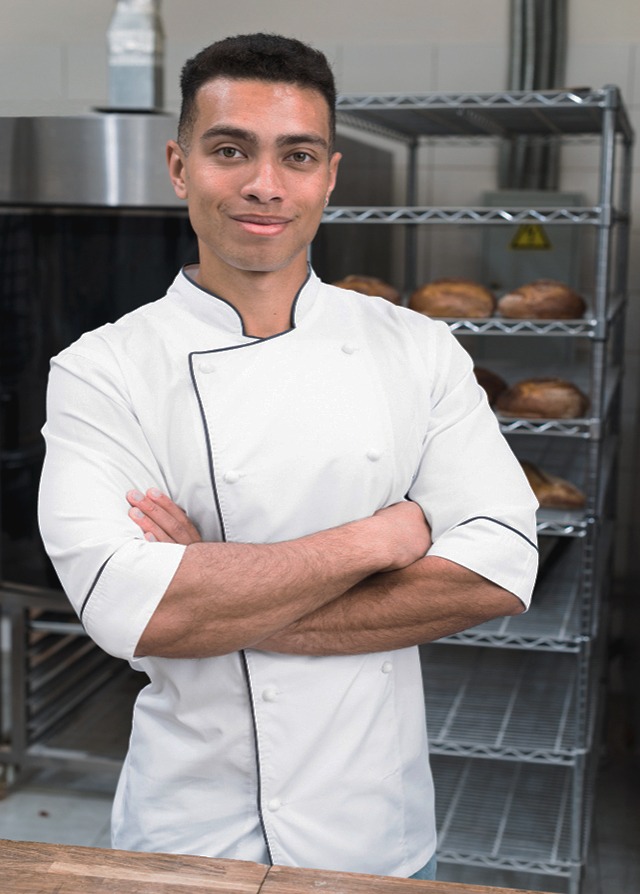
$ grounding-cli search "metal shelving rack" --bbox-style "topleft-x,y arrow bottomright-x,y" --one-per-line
328,86 -> 634,894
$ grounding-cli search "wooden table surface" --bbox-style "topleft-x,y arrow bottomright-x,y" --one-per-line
0,839 -> 551,894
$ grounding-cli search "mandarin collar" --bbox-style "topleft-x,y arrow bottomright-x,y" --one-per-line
168,264 -> 321,338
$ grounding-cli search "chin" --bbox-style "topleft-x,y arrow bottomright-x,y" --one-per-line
234,251 -> 308,275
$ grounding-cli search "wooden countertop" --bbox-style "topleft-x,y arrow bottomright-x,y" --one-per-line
0,839 -> 551,894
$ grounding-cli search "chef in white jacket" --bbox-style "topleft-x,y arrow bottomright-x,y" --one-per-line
38,33 -> 538,882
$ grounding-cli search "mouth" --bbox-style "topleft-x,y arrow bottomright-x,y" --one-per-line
231,214 -> 292,236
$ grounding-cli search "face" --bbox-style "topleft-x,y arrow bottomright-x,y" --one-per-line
167,78 -> 341,287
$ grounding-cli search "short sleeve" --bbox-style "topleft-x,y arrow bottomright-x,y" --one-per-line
407,324 -> 539,608
39,344 -> 186,660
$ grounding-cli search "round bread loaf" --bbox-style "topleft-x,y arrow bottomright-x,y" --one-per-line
498,280 -> 586,319
409,278 -> 496,318
496,377 -> 589,419
474,367 -> 508,406
332,274 -> 400,304
521,460 -> 586,509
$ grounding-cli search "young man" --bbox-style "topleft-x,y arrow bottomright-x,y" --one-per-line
39,33 -> 538,881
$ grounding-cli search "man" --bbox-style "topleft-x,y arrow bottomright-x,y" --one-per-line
39,33 -> 538,881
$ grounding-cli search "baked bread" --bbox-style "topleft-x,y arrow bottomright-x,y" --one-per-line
498,280 -> 586,319
521,460 -> 586,509
409,278 -> 496,318
474,367 -> 508,406
496,378 -> 589,419
332,274 -> 400,304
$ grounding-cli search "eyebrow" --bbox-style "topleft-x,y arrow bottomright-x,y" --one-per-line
200,125 -> 329,151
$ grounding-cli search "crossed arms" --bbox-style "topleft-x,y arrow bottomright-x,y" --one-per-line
127,488 -> 525,659
39,314 -> 538,664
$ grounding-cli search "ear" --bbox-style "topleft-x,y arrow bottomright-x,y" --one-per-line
327,151 -> 342,200
166,140 -> 188,200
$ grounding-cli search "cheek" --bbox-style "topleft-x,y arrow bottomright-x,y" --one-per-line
299,183 -> 329,218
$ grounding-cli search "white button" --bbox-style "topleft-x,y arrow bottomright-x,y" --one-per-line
262,687 -> 278,702
267,798 -> 282,812
381,661 -> 393,674
199,361 -> 216,374
223,471 -> 240,484
367,449 -> 382,462
342,343 -> 357,354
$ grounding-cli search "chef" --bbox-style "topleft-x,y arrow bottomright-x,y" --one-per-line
38,33 -> 538,882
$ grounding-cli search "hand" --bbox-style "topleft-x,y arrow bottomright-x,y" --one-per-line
126,488 -> 202,545
372,500 -> 432,571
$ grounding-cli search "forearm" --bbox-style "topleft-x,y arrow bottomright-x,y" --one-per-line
135,502 -> 429,658
257,556 -> 524,656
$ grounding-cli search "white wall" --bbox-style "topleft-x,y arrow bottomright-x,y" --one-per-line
1,0 -> 639,582
0,0 -> 516,114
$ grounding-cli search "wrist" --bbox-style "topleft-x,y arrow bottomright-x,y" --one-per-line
339,514 -> 392,576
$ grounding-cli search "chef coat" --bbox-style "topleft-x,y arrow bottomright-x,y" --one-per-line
39,266 -> 538,877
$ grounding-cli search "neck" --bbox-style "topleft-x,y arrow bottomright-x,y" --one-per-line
196,258 -> 309,338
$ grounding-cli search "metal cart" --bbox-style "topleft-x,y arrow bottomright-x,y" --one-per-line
326,85 -> 634,894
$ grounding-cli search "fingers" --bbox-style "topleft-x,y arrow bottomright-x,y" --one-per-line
126,488 -> 202,545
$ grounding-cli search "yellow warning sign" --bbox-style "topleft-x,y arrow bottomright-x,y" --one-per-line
510,224 -> 552,250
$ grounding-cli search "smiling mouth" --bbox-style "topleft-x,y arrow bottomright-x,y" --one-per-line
232,215 -> 292,236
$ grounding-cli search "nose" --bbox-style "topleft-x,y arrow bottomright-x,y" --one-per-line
240,158 -> 284,203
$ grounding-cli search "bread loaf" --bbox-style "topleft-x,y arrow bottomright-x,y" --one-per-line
332,274 -> 400,304
409,278 -> 496,318
496,378 -> 589,419
498,280 -> 586,319
521,460 -> 586,509
474,367 -> 508,406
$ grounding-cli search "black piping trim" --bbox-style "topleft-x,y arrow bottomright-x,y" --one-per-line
79,553 -> 116,621
189,328 -> 286,358
186,265 -> 312,535
287,265 -> 311,330
240,650 -> 274,865
188,353 -> 227,543
181,266 -> 245,330
457,516 -> 539,553
181,264 -> 311,338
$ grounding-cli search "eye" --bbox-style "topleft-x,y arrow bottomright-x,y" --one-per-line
289,151 -> 313,164
217,146 -> 243,159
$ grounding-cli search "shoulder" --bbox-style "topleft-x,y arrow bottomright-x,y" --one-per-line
52,299 -> 166,365
316,279 -> 476,405
317,278 -> 459,357
52,277 -> 189,367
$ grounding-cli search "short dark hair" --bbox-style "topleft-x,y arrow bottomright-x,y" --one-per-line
178,33 -> 337,152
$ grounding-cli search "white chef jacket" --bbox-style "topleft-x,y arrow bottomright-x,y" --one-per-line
39,266 -> 538,877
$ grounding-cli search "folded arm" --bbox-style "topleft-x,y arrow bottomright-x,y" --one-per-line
41,320 -> 537,664
257,557 -> 522,655
127,489 -> 432,658
128,489 -> 521,657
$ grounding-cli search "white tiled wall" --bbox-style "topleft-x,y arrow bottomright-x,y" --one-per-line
1,0 -> 639,581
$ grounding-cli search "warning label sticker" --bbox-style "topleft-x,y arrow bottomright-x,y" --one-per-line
510,224 -> 552,250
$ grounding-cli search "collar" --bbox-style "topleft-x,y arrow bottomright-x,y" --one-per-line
168,264 -> 321,338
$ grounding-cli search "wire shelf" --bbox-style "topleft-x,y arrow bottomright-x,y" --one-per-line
322,205 -> 603,225
421,646 -> 587,763
498,415 -> 593,438
448,316 -> 601,337
336,87 -> 634,142
432,756 -> 577,876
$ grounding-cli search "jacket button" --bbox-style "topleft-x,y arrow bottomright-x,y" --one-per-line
223,471 -> 240,484
367,449 -> 381,462
262,687 -> 278,702
381,661 -> 393,674
267,798 -> 282,812
341,343 -> 357,354
199,361 -> 216,374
